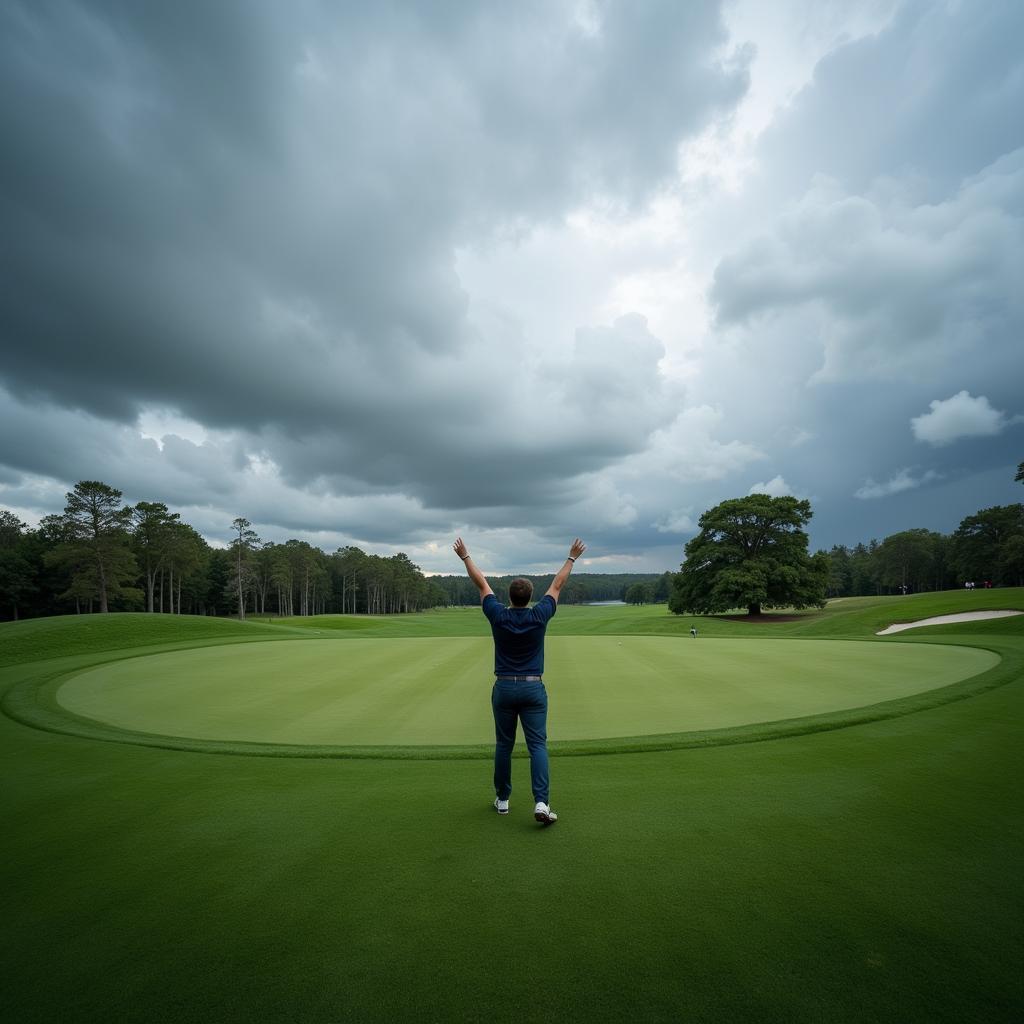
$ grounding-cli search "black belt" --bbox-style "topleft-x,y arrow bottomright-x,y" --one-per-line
495,674 -> 543,682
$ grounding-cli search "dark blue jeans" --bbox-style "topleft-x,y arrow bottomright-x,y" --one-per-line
491,679 -> 549,804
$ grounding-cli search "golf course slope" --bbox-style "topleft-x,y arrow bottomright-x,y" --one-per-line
1,589 -> 1022,1023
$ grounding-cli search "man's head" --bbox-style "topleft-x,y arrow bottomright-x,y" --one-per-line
509,578 -> 533,607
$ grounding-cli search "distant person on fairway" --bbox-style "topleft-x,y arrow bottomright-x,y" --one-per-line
454,536 -> 586,826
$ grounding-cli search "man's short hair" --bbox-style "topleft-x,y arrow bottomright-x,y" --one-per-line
509,578 -> 533,607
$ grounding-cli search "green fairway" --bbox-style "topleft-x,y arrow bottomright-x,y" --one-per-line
55,636 -> 997,746
2,592 -> 1022,1023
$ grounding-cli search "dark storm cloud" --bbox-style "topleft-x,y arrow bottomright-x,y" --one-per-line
258,312 -> 680,509
0,385 -> 455,547
0,386 -> 248,505
5,0 -> 1021,573
0,0 -> 746,505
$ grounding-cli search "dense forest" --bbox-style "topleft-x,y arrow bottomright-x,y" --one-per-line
820,506 -> 1024,597
0,481 -> 448,621
1,473 -> 1022,622
0,480 -> 672,621
430,571 -> 673,607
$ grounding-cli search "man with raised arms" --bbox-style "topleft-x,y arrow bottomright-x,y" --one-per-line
453,537 -> 587,826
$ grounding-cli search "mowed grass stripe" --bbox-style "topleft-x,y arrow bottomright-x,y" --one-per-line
54,636 -> 996,746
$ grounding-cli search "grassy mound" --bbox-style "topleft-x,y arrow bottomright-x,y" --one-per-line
0,612 -> 302,668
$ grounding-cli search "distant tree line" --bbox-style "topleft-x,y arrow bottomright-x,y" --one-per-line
4,467 -> 1021,622
0,481 -> 448,621
822,505 -> 1024,597
828,464 -> 1024,596
430,571 -> 674,607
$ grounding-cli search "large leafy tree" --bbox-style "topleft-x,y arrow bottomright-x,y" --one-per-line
669,494 -> 829,617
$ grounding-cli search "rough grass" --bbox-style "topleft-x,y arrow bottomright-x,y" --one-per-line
1,591 -> 1022,1023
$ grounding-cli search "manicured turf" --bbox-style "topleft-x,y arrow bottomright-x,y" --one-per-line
55,636 -> 996,745
2,594 -> 1022,1023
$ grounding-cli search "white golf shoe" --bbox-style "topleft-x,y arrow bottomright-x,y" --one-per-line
494,798 -> 509,815
534,802 -> 558,825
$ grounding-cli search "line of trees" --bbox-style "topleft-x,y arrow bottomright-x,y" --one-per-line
668,469 -> 1024,616
826,463 -> 1024,597
625,574 -> 674,604
430,571 -> 672,607
853,462 -> 1024,594
824,505 -> 1024,597
3,465 -> 1021,622
0,481 -> 447,620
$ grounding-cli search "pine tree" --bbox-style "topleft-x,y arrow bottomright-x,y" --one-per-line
50,481 -> 139,613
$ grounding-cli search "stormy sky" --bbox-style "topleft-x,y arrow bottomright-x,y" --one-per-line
1,0 -> 1022,574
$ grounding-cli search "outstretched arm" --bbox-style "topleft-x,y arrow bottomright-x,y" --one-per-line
453,537 -> 494,600
545,538 -> 586,602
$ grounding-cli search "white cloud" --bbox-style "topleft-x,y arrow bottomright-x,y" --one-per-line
911,390 -> 1019,446
137,408 -> 212,450
854,468 -> 942,500
748,475 -> 803,498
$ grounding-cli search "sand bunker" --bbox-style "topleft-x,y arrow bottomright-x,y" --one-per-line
877,610 -> 1023,635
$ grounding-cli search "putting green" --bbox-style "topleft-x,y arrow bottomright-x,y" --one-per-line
55,636 -> 998,746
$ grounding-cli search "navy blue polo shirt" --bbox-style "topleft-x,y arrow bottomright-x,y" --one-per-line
482,593 -> 557,675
